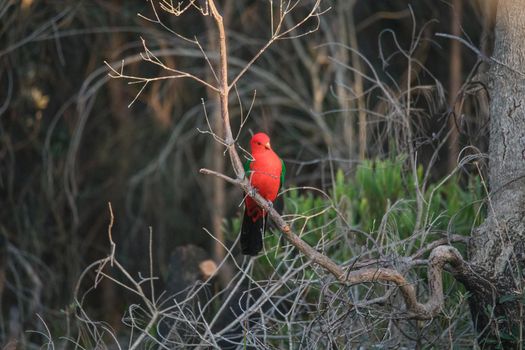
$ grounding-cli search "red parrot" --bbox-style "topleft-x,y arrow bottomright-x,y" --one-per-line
241,132 -> 285,256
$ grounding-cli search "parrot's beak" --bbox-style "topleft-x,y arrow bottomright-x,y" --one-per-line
264,142 -> 271,150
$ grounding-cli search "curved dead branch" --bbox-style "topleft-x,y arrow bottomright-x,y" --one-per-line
199,168 -> 470,320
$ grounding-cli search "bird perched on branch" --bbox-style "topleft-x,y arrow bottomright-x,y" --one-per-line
241,132 -> 285,256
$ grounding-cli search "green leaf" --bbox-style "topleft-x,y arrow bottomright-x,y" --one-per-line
499,294 -> 518,303
499,332 -> 515,341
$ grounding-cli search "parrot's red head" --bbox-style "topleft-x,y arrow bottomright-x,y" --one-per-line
250,132 -> 271,152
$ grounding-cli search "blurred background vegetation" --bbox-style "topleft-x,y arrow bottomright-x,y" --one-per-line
0,0 -> 494,347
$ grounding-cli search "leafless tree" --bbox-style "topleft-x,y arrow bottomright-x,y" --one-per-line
64,0 -> 524,348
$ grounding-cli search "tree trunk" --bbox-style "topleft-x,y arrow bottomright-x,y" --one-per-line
467,0 -> 525,346
206,2 -> 234,286
447,0 -> 462,173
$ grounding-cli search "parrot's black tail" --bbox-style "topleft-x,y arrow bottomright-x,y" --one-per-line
240,211 -> 266,256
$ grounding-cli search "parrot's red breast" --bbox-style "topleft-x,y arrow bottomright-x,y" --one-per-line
245,133 -> 282,222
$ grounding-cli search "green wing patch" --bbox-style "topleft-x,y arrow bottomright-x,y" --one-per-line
280,158 -> 286,189
244,159 -> 252,176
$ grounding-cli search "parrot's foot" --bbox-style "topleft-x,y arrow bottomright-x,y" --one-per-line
248,188 -> 257,197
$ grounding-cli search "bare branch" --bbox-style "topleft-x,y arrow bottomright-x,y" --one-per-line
138,0 -> 198,44
436,32 -> 525,77
208,0 -> 245,176
107,202 -> 116,266
104,37 -> 220,97
228,0 -> 327,90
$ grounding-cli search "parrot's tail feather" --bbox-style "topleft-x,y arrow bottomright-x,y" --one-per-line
240,210 -> 266,256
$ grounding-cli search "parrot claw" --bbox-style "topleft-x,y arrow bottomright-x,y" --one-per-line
249,188 -> 257,197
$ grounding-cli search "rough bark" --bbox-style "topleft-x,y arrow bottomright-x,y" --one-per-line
468,0 -> 525,345
447,0 -> 462,173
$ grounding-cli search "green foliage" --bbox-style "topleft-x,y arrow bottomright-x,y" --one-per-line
223,157 -> 485,347
339,157 -> 483,237
228,156 -> 484,262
